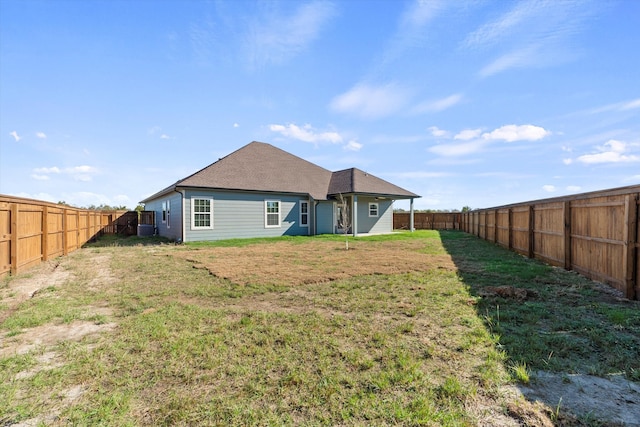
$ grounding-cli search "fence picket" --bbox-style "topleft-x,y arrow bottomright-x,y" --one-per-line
0,195 -> 133,277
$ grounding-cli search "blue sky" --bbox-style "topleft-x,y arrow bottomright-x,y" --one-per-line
1,0 -> 639,210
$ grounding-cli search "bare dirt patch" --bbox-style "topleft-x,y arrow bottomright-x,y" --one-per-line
0,320 -> 117,357
172,240 -> 455,286
0,259 -> 70,324
520,371 -> 640,426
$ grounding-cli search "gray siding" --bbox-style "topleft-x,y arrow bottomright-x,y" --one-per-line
316,201 -> 335,234
143,192 -> 183,241
355,197 -> 392,234
183,190 -> 310,242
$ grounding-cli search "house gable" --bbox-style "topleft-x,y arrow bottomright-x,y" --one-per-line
177,141 -> 333,201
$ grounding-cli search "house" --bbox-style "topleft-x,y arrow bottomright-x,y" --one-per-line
140,141 -> 419,242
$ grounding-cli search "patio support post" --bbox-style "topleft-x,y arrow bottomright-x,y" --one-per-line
410,198 -> 415,232
353,195 -> 358,237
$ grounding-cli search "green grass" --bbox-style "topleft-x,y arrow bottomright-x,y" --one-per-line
1,230 -> 638,425
440,230 -> 640,380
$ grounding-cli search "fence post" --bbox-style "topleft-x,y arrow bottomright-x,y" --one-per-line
10,203 -> 18,275
508,208 -> 513,250
528,205 -> 535,259
42,205 -> 49,261
487,210 -> 490,240
63,208 -> 68,256
622,194 -> 638,299
563,201 -> 571,270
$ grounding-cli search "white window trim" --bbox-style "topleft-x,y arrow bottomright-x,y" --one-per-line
368,202 -> 379,218
191,197 -> 214,230
299,201 -> 309,228
166,200 -> 171,229
265,200 -> 281,228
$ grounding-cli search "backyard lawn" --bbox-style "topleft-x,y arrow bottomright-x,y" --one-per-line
1,230 -> 638,426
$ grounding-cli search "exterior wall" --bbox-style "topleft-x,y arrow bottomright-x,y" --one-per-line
143,192 -> 182,241
316,201 -> 335,235
183,189 -> 310,242
356,197 -> 393,234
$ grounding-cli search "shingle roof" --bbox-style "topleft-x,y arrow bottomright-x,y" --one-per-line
141,141 -> 419,202
329,168 -> 419,198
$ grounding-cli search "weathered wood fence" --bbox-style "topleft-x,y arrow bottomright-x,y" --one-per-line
393,212 -> 461,230
0,195 -> 133,277
460,185 -> 640,300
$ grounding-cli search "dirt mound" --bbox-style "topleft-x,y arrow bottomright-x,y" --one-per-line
478,286 -> 538,300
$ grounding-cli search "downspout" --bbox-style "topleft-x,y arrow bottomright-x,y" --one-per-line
174,188 -> 185,243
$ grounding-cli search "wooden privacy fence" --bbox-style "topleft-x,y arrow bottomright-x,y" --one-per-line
394,212 -> 461,230
461,185 -> 640,300
0,195 -> 132,277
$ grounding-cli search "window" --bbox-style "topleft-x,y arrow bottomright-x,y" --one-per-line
299,201 -> 309,227
191,198 -> 213,229
265,200 -> 281,228
162,202 -> 167,223
369,202 -> 379,217
166,200 -> 171,228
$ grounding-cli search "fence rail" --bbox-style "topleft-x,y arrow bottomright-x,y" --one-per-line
0,195 -> 132,277
460,185 -> 640,300
393,212 -> 461,230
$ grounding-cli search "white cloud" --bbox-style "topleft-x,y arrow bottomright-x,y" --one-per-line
68,165 -> 97,174
160,134 -> 171,140
482,124 -> 550,142
576,139 -> 640,164
10,131 -> 21,142
479,45 -> 541,77
429,140 -> 488,157
454,128 -> 482,140
566,185 -> 581,192
36,132 -> 47,139
32,165 -> 98,181
245,1 -> 336,68
467,0 -> 595,77
463,0 -> 534,48
233,123 -> 240,128
148,126 -> 161,135
621,98 -> 640,110
343,140 -> 363,152
563,158 -> 573,165
11,192 -> 56,203
379,0 -> 445,65
586,98 -> 640,114
330,82 -> 412,119
269,123 -> 343,144
542,185 -> 556,193
387,171 -> 452,179
428,126 -> 449,138
34,166 -> 61,174
412,93 -> 463,114
427,124 -> 550,158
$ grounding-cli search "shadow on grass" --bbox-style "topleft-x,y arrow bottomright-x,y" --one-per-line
438,229 -> 640,422
83,234 -> 173,248
438,230 -> 640,379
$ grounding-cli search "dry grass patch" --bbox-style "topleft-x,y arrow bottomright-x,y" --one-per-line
172,239 -> 455,286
